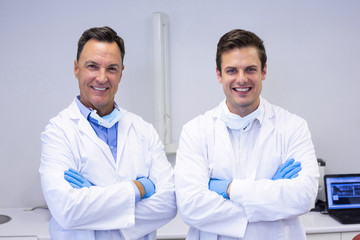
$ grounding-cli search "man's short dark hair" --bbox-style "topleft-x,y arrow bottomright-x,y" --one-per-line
76,26 -> 125,64
216,29 -> 267,73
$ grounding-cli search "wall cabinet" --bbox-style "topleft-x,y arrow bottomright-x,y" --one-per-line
0,238 -> 38,240
307,231 -> 360,240
307,233 -> 340,240
341,231 -> 360,240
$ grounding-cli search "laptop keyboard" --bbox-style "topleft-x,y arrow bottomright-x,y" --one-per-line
333,210 -> 360,221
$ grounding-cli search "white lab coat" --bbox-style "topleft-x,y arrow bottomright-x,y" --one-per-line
174,97 -> 319,240
40,99 -> 177,240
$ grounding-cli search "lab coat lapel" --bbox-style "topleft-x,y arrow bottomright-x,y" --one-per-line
257,99 -> 275,150
115,113 -> 132,169
68,101 -> 116,169
212,118 -> 236,179
257,118 -> 274,150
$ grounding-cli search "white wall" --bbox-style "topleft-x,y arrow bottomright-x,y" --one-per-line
0,0 -> 359,208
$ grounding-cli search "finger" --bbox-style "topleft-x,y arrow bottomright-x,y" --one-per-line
278,158 -> 295,174
282,161 -> 301,175
65,169 -> 85,183
290,173 -> 299,179
64,174 -> 83,186
64,171 -> 84,184
68,168 -> 85,179
69,182 -> 81,189
284,165 -> 302,179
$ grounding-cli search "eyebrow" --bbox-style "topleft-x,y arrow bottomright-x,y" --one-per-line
84,60 -> 98,66
224,64 -> 259,70
108,63 -> 121,68
84,61 -> 120,68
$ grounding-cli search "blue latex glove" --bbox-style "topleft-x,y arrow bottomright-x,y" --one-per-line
137,177 -> 156,198
208,178 -> 232,199
64,168 -> 93,189
272,158 -> 302,180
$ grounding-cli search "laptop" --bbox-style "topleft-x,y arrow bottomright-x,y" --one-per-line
324,174 -> 360,224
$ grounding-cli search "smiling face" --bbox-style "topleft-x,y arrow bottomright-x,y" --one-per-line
74,39 -> 124,116
216,46 -> 267,117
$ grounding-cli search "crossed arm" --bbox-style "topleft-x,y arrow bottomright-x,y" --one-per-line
64,168 -> 156,199
209,158 -> 302,199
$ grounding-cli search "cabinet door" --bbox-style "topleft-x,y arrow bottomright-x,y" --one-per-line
307,233 -> 340,240
341,231 -> 360,240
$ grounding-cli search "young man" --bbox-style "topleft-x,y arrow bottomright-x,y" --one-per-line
175,29 -> 319,239
39,26 -> 176,239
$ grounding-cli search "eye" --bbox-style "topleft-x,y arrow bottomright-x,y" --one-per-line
107,66 -> 119,73
226,68 -> 237,74
86,64 -> 98,70
246,67 -> 257,73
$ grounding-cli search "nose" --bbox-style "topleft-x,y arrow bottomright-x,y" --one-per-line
96,68 -> 108,83
236,70 -> 247,85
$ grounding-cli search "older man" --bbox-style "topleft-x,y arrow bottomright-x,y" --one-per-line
40,26 -> 176,239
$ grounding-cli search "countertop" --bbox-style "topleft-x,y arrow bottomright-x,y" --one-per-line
0,208 -> 50,240
1,208 -> 360,239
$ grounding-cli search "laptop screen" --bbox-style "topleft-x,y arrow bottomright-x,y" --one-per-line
325,174 -> 360,210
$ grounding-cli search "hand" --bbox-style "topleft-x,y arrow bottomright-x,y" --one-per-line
272,158 -> 302,180
136,177 -> 156,198
64,168 -> 93,189
208,178 -> 232,199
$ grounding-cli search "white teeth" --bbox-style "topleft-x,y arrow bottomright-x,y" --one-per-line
234,88 -> 250,92
93,87 -> 106,91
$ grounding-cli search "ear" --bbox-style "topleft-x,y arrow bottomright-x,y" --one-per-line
118,65 -> 125,80
74,60 -> 79,79
216,67 -> 223,84
261,63 -> 267,81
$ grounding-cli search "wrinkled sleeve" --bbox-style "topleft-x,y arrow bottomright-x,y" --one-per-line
121,125 -> 177,239
174,119 -> 248,238
39,121 -> 135,230
230,117 -> 319,222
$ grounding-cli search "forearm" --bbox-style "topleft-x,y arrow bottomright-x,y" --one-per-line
122,160 -> 177,239
229,171 -> 318,222
175,152 -> 248,238
41,170 -> 136,230
121,184 -> 176,239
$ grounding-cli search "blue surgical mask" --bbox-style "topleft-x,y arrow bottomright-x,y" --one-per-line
89,108 -> 123,128
219,103 -> 262,130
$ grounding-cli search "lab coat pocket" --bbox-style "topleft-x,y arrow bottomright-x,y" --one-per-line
50,218 -> 95,240
51,231 -> 95,240
199,231 -> 218,240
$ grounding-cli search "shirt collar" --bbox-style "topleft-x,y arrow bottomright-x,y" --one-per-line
221,97 -> 265,128
75,95 -> 119,120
